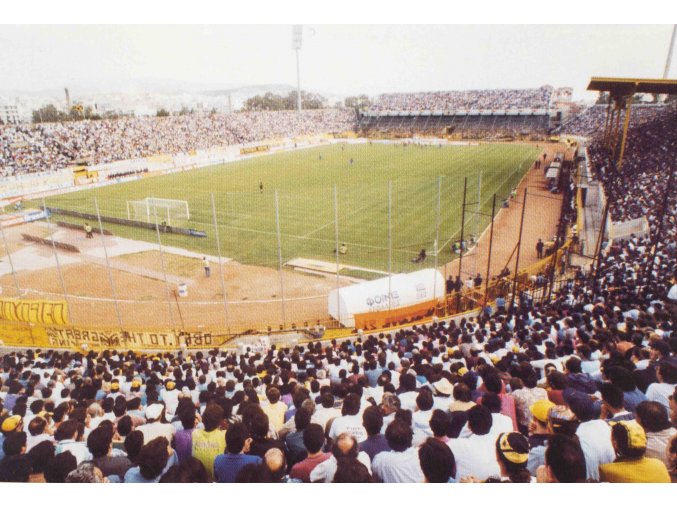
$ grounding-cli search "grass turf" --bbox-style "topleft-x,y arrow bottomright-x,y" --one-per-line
39,142 -> 538,274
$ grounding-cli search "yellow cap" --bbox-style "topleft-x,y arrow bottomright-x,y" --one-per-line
529,399 -> 556,424
1,415 -> 23,433
612,420 -> 647,451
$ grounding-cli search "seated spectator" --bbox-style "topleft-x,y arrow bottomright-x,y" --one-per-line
309,433 -> 371,483
214,422 -> 261,483
526,399 -> 555,475
66,463 -> 107,483
646,359 -> 677,411
328,393 -> 367,443
359,406 -> 390,460
289,423 -> 331,482
600,383 -> 634,422
0,432 -> 31,482
246,409 -> 285,458
459,392 -> 512,438
491,432 -> 532,483
564,389 -> 614,481
428,409 -> 450,443
173,404 -> 198,464
84,425 -> 132,481
138,403 -> 175,444
635,401 -> 676,469
191,403 -> 225,480
285,407 -> 312,466
54,419 -> 90,464
159,457 -> 209,483
262,388 -> 287,432
536,434 -> 587,483
448,405 -> 501,481
599,421 -> 670,483
263,448 -> 300,483
27,440 -> 55,482
44,451 -> 77,483
371,418 -> 424,483
418,437 -> 456,483
124,436 -> 177,483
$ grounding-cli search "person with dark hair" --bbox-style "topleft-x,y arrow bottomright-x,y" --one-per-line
428,409 -> 449,442
599,421 -> 670,482
159,457 -> 209,483
412,388 -> 435,436
191,403 -> 225,480
635,401 -> 676,468
285,407 -> 312,465
371,419 -> 424,483
510,367 -> 548,432
54,419 -> 90,464
0,432 -> 31,482
563,389 -> 614,481
333,457 -> 372,483
536,434 -> 587,483
44,450 -> 78,483
419,437 -> 456,483
262,387 -> 287,432
600,383 -> 634,422
460,392 -> 513,438
309,432 -> 371,483
359,406 -> 390,460
289,423 -> 331,482
246,409 -> 285,458
124,430 -> 144,463
328,393 -> 367,443
492,432 -> 532,483
646,360 -> 677,412
26,416 -> 50,452
124,436 -> 177,483
26,440 -> 54,482
564,357 -> 597,395
174,404 -> 197,464
311,392 -> 341,433
448,405 -> 501,481
213,422 -> 261,483
83,425 -> 132,481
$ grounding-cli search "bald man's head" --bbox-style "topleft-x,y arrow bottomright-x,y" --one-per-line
264,448 -> 286,481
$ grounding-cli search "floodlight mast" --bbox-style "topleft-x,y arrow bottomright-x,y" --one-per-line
664,24 -> 677,79
292,25 -> 303,112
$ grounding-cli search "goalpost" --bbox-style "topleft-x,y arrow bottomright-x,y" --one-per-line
126,197 -> 190,226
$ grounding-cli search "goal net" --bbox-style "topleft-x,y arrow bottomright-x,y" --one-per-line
126,197 -> 190,226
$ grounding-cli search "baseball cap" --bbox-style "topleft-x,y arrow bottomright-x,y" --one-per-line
131,379 -> 142,388
166,381 -> 176,390
529,399 -> 556,424
1,415 -> 23,433
497,432 -> 529,465
611,421 -> 647,451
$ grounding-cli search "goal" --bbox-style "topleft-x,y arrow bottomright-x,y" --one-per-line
126,197 -> 190,226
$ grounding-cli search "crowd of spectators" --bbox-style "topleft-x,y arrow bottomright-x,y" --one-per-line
1,99 -> 676,484
557,103 -> 670,137
0,109 -> 356,177
369,86 -> 555,112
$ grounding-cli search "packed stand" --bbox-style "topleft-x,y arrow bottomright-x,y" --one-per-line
369,86 -> 554,112
0,109 -> 356,177
556,104 -> 669,137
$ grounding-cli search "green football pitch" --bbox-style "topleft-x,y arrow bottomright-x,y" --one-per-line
41,142 -> 539,275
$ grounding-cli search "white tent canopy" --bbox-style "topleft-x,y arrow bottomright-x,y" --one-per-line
328,268 -> 445,327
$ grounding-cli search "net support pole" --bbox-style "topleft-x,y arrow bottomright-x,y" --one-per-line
274,190 -> 287,327
152,203 -> 176,329
457,176 -> 468,312
510,188 -> 528,310
210,193 -> 231,335
433,175 -> 442,302
94,197 -> 123,329
483,193 -> 497,308
0,219 -> 21,296
387,181 -> 393,312
41,197 -> 73,324
333,186 -> 341,325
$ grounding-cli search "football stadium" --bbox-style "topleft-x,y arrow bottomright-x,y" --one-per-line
0,21 -> 676,485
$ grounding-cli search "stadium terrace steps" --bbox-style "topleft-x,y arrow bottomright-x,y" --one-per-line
284,257 -> 388,279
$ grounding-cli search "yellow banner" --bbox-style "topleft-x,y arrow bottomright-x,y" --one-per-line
0,299 -> 69,325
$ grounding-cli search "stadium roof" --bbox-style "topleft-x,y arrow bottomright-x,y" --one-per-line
587,77 -> 677,97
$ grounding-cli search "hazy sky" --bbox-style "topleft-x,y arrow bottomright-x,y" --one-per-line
0,25 -> 675,100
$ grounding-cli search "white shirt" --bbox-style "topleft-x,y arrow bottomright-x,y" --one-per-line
328,414 -> 368,443
372,447 -> 425,483
309,451 -> 371,483
458,413 -> 514,439
645,382 -> 676,411
448,433 -> 501,481
576,419 -> 615,481
412,409 -> 434,436
55,439 -> 92,464
398,391 -> 418,412
161,389 -> 180,416
312,406 -> 342,433
138,421 -> 176,444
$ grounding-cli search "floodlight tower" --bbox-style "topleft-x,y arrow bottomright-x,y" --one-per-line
664,24 -> 677,79
292,25 -> 303,112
